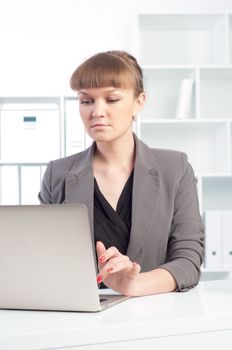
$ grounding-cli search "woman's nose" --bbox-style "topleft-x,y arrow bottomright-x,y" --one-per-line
91,101 -> 106,118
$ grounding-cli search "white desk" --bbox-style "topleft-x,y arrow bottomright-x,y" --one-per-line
1,280 -> 232,350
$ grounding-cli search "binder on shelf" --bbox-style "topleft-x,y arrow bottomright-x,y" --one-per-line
204,211 -> 222,269
20,166 -> 42,205
0,166 -> 19,205
222,211 -> 232,269
175,79 -> 194,119
65,99 -> 85,156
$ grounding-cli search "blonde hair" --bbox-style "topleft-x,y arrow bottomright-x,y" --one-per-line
70,50 -> 144,97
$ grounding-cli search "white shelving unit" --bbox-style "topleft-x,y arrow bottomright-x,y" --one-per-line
0,97 -> 62,205
137,12 -> 232,278
0,96 -> 90,205
139,14 -> 228,66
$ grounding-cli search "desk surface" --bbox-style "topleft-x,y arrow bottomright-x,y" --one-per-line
1,280 -> 232,349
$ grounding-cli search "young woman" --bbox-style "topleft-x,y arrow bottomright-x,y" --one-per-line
39,51 -> 204,297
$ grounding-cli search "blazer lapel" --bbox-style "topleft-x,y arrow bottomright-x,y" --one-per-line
127,136 -> 161,261
64,144 -> 95,237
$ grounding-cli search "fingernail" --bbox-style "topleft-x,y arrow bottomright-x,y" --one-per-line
107,267 -> 114,273
99,256 -> 105,262
97,275 -> 102,283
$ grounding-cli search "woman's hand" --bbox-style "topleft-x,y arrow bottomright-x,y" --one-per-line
96,241 -> 141,296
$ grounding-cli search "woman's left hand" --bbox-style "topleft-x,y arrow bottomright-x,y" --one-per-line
96,241 -> 141,296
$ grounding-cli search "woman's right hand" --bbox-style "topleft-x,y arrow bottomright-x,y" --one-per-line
96,241 -> 141,296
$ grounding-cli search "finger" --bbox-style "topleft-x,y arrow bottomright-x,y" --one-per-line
106,259 -> 141,276
98,243 -> 120,266
98,246 -> 120,264
96,241 -> 107,269
127,262 -> 141,279
97,256 -> 133,282
96,241 -> 106,259
106,260 -> 141,278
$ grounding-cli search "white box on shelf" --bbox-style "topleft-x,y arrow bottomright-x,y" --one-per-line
0,103 -> 61,162
222,211 -> 232,268
204,211 -> 222,269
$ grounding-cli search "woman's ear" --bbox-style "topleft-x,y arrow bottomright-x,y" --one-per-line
135,92 -> 146,114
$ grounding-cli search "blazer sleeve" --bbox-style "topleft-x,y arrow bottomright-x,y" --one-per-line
158,153 -> 204,291
38,161 -> 53,204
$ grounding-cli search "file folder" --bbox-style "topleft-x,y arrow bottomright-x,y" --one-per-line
222,211 -> 232,269
204,211 -> 222,269
20,166 -> 42,205
175,79 -> 194,119
65,99 -> 85,156
0,166 -> 19,205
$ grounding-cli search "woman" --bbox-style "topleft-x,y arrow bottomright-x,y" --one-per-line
39,50 -> 204,297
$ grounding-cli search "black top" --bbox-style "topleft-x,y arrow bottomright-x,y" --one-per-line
94,171 -> 134,255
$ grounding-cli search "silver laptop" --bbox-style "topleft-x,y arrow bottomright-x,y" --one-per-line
0,204 -> 129,312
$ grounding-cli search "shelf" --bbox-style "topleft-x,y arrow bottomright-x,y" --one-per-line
0,96 -> 60,108
140,118 -> 232,124
141,67 -> 196,119
140,121 -> 230,174
139,14 -> 227,65
202,176 -> 232,211
200,268 -> 231,281
200,68 -> 232,119
229,15 -> 232,64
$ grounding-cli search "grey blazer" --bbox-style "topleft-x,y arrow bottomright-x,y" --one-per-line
39,135 -> 204,291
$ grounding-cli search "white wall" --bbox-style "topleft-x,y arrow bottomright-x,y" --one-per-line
0,0 -> 232,97
0,0 -> 138,96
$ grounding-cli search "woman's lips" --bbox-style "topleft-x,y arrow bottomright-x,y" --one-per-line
91,123 -> 110,128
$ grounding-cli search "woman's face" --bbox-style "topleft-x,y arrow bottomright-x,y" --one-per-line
77,86 -> 145,143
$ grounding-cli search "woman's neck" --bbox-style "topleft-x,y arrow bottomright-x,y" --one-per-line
95,132 -> 135,169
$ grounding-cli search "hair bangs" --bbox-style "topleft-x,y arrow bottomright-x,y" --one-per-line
70,53 -> 136,92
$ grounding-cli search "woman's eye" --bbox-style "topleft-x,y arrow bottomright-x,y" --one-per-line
107,99 -> 120,103
80,100 -> 92,105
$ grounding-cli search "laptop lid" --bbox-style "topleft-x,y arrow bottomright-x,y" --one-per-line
0,204 -> 128,312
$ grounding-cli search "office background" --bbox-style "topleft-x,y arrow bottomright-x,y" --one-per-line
0,0 -> 232,280
1,0 -> 232,96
